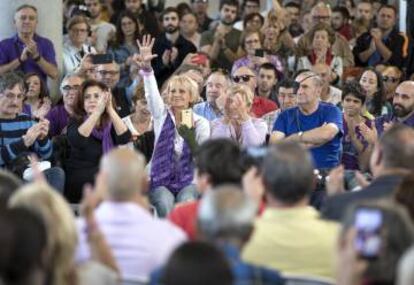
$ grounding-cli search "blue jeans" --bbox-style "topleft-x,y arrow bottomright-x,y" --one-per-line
43,167 -> 65,194
149,184 -> 198,218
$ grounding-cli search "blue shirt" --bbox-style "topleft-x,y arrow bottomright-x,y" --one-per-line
273,102 -> 343,169
149,243 -> 285,285
193,101 -> 223,121
0,114 -> 52,167
0,34 -> 57,82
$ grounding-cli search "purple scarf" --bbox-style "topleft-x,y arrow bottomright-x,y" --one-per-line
150,113 -> 194,194
91,122 -> 114,154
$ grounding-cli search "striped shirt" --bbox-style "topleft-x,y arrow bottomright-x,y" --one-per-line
0,114 -> 52,167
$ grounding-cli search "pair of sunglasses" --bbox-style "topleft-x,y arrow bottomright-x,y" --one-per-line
232,75 -> 254,83
383,76 -> 399,83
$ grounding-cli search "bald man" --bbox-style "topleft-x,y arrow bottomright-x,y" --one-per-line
312,63 -> 342,105
75,148 -> 186,280
375,81 -> 414,135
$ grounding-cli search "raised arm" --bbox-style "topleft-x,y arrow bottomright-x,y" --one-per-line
134,35 -> 165,119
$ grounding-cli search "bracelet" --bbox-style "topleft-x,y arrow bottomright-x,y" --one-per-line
33,54 -> 41,62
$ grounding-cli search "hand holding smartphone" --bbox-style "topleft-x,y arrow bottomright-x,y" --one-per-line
191,53 -> 208,65
181,109 -> 193,128
354,207 -> 383,260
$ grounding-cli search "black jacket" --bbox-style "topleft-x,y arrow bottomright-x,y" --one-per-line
321,174 -> 404,221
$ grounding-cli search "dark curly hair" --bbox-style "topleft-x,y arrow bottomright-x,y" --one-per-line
342,80 -> 367,104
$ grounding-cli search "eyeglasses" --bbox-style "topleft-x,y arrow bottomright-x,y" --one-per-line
232,75 -> 254,83
62,85 -> 81,92
383,76 -> 399,83
0,92 -> 24,101
245,39 -> 260,45
71,28 -> 88,33
98,70 -> 119,76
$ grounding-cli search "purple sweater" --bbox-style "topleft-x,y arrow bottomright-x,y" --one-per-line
46,105 -> 71,137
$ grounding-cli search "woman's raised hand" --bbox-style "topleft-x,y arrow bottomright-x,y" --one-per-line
134,34 -> 158,70
96,91 -> 108,115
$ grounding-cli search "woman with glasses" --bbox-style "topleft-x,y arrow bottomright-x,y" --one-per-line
211,84 -> 267,146
381,65 -> 403,103
63,15 -> 96,75
108,10 -> 142,88
65,80 -> 131,203
46,73 -> 85,137
231,30 -> 283,75
133,35 -> 210,217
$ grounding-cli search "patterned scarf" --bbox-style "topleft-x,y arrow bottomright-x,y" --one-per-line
150,113 -> 194,194
91,121 -> 114,154
308,48 -> 334,66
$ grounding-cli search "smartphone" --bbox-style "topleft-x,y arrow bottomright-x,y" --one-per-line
191,53 -> 208,65
255,49 -> 265,57
91,53 -> 113,65
354,207 -> 383,260
181,109 -> 193,128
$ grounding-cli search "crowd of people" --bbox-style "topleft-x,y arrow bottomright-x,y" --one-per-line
1,0 -> 414,284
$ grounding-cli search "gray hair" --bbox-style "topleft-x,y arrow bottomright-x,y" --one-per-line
197,185 -> 257,241
100,148 -> 147,201
16,4 -> 37,14
60,72 -> 85,92
295,71 -> 324,88
0,72 -> 24,94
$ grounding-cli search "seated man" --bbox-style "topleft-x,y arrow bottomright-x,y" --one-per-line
152,186 -> 285,285
168,138 -> 244,240
193,70 -> 231,121
270,71 -> 343,170
322,125 -> 414,221
353,5 -> 405,67
95,61 -> 133,118
76,148 -> 187,280
0,72 -> 64,192
232,66 -> 278,118
375,81 -> 414,135
242,142 -> 339,280
0,4 -> 58,81
312,63 -> 342,105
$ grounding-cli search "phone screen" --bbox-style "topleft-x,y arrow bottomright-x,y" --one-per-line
354,207 -> 383,259
255,49 -> 265,57
181,109 -> 193,128
91,54 -> 113,65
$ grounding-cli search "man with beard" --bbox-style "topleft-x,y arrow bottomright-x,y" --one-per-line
193,70 -> 231,121
85,0 -> 116,53
200,0 -> 241,71
376,81 -> 414,135
152,7 -> 197,87
96,61 -> 132,118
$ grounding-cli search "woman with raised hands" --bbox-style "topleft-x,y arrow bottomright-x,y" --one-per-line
64,80 -> 131,203
134,35 -> 210,218
211,84 -> 267,146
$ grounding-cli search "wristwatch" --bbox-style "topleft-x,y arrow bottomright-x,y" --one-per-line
298,131 -> 304,141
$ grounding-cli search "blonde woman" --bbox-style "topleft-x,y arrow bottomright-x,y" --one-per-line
9,182 -> 118,285
134,35 -> 210,217
211,84 -> 267,146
